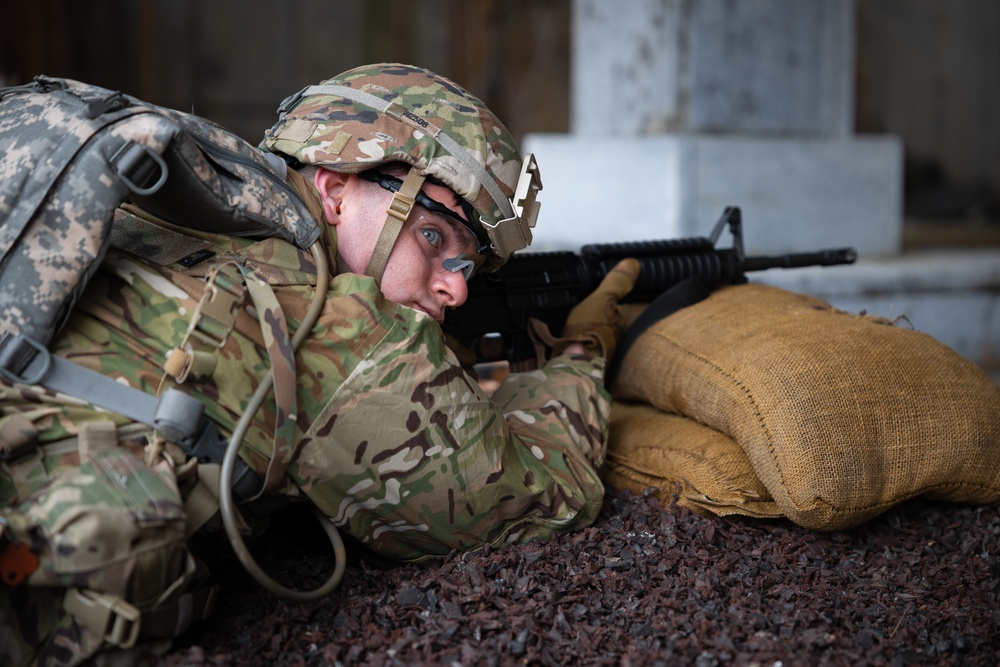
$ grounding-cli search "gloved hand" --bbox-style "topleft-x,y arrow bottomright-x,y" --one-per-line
530,258 -> 641,360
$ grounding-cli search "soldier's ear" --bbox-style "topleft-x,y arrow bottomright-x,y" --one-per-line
313,168 -> 350,225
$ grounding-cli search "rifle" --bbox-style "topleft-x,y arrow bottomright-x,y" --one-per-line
444,206 -> 857,369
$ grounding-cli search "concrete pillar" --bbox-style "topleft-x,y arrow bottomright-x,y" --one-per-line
572,0 -> 854,137
525,0 -> 903,257
521,0 -> 999,376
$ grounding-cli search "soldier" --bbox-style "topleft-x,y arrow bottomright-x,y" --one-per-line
0,63 -> 638,664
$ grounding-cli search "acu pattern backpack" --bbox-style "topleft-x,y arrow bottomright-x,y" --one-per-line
0,76 -> 329,666
0,75 -> 322,345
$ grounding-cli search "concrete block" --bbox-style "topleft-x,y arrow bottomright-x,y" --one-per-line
522,133 -> 903,256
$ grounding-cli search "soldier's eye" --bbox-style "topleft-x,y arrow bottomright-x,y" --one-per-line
421,227 -> 443,247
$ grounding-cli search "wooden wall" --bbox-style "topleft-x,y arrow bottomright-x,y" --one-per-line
0,0 -> 570,143
1,0 -> 996,229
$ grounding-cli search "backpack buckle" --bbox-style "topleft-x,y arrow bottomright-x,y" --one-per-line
0,333 -> 51,386
64,588 -> 142,649
111,141 -> 169,196
31,75 -> 68,93
187,264 -> 246,348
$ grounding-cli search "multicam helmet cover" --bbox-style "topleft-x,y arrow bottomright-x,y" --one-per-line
261,63 -> 541,271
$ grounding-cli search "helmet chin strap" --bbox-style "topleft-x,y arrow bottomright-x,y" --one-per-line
365,168 -> 426,282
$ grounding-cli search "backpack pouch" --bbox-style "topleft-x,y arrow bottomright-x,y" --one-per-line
1,433 -> 188,666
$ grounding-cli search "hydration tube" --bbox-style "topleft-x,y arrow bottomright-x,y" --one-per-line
218,242 -> 346,601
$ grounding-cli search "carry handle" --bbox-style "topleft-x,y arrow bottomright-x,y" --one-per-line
111,140 -> 169,196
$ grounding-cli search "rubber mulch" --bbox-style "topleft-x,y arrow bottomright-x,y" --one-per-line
160,487 -> 1000,666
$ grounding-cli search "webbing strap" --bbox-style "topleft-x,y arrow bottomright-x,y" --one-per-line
227,262 -> 298,496
64,588 -> 142,648
365,168 -> 425,282
141,584 -> 219,638
0,333 -> 203,445
65,552 -> 218,648
0,334 -> 155,424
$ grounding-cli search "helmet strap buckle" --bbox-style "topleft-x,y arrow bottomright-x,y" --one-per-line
365,169 -> 426,282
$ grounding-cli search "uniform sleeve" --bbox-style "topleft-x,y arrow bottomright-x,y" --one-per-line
286,273 -> 612,563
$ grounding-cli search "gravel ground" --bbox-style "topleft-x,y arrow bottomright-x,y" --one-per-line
156,485 -> 1000,667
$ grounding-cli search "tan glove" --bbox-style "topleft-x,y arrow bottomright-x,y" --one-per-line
530,258 -> 641,360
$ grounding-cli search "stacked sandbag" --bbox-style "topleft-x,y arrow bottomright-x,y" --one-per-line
605,401 -> 783,519
608,283 -> 1000,530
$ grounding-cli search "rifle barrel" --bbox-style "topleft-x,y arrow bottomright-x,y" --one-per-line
743,247 -> 857,272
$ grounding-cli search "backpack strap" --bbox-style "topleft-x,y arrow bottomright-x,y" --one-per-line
227,260 -> 298,495
0,332 -> 284,516
0,332 -> 204,444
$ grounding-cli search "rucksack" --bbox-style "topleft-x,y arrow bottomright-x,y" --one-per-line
0,76 -> 341,665
0,75 -> 322,347
0,73 -> 330,531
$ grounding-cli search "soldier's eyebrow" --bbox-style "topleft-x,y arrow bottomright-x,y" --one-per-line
432,213 -> 478,254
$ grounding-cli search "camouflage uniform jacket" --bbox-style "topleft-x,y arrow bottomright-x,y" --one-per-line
1,205 -> 612,563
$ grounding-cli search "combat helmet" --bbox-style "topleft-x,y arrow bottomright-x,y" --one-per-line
261,63 -> 542,277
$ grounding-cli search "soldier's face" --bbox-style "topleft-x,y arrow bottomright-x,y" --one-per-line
318,170 -> 476,323
377,178 -> 476,322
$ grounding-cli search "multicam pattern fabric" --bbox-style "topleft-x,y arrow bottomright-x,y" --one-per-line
0,201 -> 611,665
0,436 -> 189,667
2,206 -> 612,561
261,63 -> 525,271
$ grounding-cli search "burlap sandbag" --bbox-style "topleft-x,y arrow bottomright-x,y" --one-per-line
612,283 -> 1000,530
606,401 -> 783,519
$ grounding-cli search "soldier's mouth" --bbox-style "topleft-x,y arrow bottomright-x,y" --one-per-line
413,304 -> 444,323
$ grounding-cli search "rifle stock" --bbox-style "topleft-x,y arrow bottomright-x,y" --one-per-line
443,207 -> 857,365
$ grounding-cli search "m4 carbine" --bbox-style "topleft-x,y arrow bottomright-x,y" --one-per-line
444,206 -> 857,368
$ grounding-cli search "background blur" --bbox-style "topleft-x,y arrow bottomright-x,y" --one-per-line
1,0 -> 998,375
1,0 -> 997,241
0,0 -> 572,156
